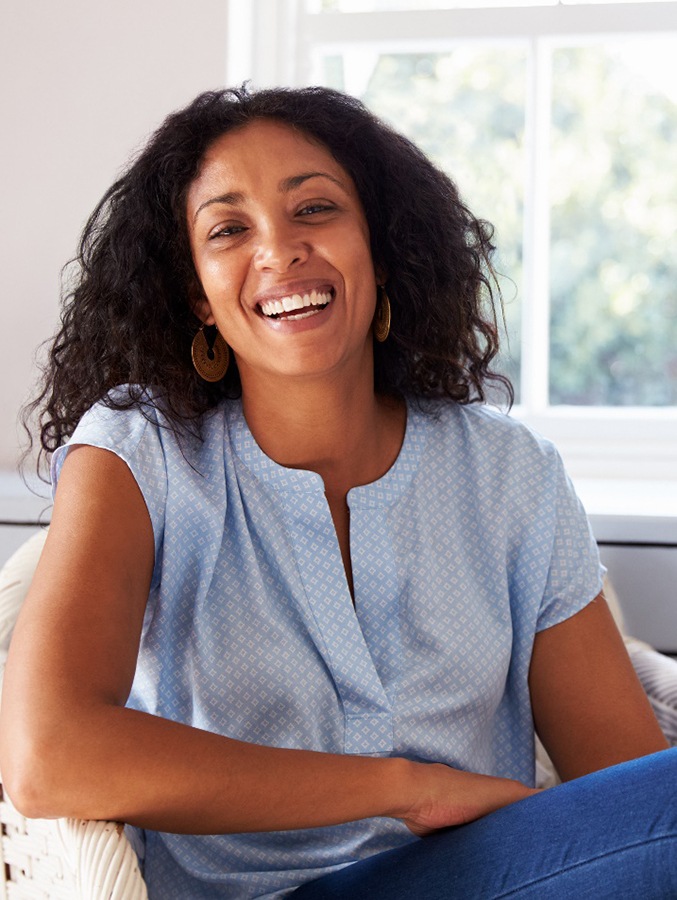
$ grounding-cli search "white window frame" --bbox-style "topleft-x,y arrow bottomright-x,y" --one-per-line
225,1 -> 677,485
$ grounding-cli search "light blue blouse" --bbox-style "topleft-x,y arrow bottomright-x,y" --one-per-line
52,392 -> 603,899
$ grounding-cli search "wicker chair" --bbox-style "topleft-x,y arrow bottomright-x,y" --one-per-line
0,531 -> 147,899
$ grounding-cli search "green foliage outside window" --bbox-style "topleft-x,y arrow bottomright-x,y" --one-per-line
322,39 -> 677,406
550,45 -> 677,405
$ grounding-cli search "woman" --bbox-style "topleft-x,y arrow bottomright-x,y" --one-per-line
1,86 -> 675,898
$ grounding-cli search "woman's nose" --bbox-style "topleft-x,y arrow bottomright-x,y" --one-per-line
253,222 -> 310,272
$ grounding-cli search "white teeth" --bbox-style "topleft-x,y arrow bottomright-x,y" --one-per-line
286,308 -> 321,320
259,290 -> 332,318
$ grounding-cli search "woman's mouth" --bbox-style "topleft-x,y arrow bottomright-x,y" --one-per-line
258,289 -> 333,321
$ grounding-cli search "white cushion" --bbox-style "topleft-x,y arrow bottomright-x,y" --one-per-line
0,529 -> 48,683
626,643 -> 677,746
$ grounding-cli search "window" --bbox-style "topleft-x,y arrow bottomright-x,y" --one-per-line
226,0 -> 677,481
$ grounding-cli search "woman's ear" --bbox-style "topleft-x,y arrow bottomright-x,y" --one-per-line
375,263 -> 388,286
191,291 -> 216,326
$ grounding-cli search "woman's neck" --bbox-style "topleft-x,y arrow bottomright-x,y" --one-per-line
240,372 -> 406,499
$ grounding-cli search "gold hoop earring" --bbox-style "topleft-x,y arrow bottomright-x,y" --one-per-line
191,326 -> 230,382
374,286 -> 391,343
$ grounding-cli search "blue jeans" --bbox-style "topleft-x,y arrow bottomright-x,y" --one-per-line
292,749 -> 677,899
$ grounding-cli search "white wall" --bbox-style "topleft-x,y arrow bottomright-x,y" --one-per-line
0,0 -> 229,472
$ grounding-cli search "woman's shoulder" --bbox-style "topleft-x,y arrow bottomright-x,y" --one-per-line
414,398 -> 557,461
73,385 -> 229,442
72,384 -> 162,438
54,386 -> 234,478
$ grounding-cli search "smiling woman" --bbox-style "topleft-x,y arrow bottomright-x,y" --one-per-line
186,120 -> 379,392
3,85 -> 676,900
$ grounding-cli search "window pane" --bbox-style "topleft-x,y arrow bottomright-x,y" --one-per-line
316,46 -> 527,397
549,38 -> 677,406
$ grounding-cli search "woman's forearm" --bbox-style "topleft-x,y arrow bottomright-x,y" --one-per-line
3,698 -> 537,836
4,701 -> 411,833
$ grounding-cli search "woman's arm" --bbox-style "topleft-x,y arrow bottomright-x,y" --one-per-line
529,592 -> 669,782
0,446 -> 534,835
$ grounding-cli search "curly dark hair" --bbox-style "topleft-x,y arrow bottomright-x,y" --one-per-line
25,84 -> 512,470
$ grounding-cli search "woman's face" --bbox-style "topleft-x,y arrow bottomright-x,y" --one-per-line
186,119 -> 380,388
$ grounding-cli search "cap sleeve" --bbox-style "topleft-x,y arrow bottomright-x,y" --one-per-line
536,451 -> 605,632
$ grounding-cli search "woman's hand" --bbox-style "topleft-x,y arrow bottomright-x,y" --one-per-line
396,761 -> 539,837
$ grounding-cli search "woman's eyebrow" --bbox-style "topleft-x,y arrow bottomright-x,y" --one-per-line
280,172 -> 348,193
192,191 -> 245,223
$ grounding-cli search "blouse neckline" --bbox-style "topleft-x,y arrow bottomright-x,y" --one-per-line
227,396 -> 426,508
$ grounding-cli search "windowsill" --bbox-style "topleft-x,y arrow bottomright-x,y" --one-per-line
575,479 -> 677,545
513,407 -> 677,484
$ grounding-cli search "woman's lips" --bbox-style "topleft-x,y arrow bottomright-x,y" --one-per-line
258,288 -> 334,320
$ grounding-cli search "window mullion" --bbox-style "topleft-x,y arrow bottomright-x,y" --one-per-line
226,0 -> 301,88
520,36 -> 552,414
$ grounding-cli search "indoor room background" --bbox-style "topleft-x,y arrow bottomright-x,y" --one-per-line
1,0 -> 675,649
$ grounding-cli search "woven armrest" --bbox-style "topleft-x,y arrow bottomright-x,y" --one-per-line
1,781 -> 77,898
0,530 -> 148,897
58,817 -> 147,899
1,781 -> 147,899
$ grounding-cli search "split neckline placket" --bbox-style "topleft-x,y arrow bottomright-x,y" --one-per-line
227,400 -> 426,754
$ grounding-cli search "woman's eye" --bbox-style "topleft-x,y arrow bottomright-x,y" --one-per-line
298,203 -> 335,217
210,224 -> 247,239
